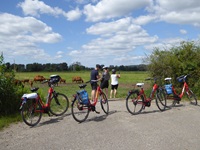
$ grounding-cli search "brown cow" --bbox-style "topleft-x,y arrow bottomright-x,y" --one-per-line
29,80 -> 33,87
21,79 -> 29,84
72,76 -> 84,83
60,78 -> 66,84
34,75 -> 46,82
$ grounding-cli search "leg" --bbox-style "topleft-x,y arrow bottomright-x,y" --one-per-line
114,89 -> 117,98
110,90 -> 113,99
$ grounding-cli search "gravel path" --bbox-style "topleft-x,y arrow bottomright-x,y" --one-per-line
1,99 -> 200,150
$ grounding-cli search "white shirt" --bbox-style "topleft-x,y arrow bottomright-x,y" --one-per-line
111,74 -> 119,85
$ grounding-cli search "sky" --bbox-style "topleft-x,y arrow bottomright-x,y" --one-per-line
0,0 -> 200,68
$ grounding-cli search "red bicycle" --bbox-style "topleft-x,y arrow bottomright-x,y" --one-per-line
126,77 -> 166,115
20,75 -> 69,126
164,74 -> 197,107
71,80 -> 109,123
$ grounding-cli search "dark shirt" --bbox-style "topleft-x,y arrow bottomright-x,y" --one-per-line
90,69 -> 99,81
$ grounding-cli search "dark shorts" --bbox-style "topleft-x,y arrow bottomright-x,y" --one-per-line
111,84 -> 118,90
91,82 -> 98,90
100,80 -> 109,89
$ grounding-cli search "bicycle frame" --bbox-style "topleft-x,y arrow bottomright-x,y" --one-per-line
172,81 -> 189,99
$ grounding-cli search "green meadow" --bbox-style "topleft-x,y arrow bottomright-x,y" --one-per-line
15,71 -> 149,101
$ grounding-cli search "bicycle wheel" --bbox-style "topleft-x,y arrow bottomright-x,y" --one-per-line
100,92 -> 109,114
71,96 -> 90,123
126,91 -> 144,115
50,93 -> 69,116
163,89 -> 176,108
155,88 -> 166,111
186,89 -> 198,105
21,99 -> 42,126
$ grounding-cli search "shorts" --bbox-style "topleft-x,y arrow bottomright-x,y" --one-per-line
111,84 -> 118,90
91,82 -> 98,90
100,80 -> 109,89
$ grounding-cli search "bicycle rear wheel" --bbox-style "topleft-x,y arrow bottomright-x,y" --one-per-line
50,93 -> 69,116
100,92 -> 109,114
71,97 -> 90,123
21,99 -> 42,126
155,88 -> 166,111
126,91 -> 144,115
186,89 -> 197,105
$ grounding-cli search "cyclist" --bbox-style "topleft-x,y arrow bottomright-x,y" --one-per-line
90,64 -> 101,101
110,69 -> 120,99
100,66 -> 110,98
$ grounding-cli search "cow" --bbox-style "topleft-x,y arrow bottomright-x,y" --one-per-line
21,79 -> 29,84
29,80 -> 33,87
72,76 -> 84,83
34,75 -> 46,83
60,78 -> 66,84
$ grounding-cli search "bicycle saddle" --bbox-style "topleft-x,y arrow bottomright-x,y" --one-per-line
30,87 -> 39,92
79,84 -> 87,89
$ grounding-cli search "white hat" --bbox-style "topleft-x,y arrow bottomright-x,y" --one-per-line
103,66 -> 108,69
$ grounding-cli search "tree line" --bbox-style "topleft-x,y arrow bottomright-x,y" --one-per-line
5,62 -> 148,72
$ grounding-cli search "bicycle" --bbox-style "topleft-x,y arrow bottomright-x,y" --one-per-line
163,74 -> 197,107
20,75 -> 69,126
71,80 -> 109,123
126,77 -> 166,115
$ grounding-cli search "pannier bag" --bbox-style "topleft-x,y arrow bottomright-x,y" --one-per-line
78,90 -> 89,104
164,84 -> 173,95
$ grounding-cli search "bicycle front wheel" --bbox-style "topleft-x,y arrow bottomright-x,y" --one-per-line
71,97 -> 90,123
155,88 -> 166,111
50,93 -> 69,116
186,89 -> 198,105
21,99 -> 42,126
126,91 -> 144,115
100,92 -> 109,114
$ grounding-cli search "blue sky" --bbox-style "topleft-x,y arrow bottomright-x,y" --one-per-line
0,0 -> 200,68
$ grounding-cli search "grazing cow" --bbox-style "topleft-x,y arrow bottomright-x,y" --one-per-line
34,75 -> 46,83
13,79 -> 24,88
21,79 -> 29,84
72,76 -> 84,83
29,80 -> 33,87
60,78 -> 66,84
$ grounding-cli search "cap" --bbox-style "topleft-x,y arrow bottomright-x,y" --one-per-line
103,66 -> 108,69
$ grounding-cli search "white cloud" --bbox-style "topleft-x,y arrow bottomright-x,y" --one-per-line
149,0 -> 200,26
18,0 -> 82,21
64,7 -> 82,21
180,29 -> 187,35
83,0 -> 150,22
0,13 -> 62,63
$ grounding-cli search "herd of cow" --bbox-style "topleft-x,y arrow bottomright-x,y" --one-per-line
13,75 -> 84,87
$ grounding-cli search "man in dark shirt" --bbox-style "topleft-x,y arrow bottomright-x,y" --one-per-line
90,64 -> 101,101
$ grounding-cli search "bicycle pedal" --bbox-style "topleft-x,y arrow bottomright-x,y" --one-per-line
95,110 -> 100,114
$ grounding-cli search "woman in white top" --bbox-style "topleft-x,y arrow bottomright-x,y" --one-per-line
110,69 -> 120,99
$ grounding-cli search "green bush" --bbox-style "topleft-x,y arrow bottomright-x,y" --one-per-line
0,54 -> 28,116
146,41 -> 200,97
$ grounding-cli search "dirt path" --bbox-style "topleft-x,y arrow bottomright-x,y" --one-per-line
1,99 -> 200,150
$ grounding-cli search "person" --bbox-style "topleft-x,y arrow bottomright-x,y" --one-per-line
110,69 -> 120,99
100,66 -> 110,98
90,64 -> 101,101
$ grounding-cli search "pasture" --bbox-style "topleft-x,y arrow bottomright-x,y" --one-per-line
15,71 -> 149,101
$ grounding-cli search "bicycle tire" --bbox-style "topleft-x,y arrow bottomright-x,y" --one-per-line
100,92 -> 109,114
71,96 -> 90,123
126,91 -> 144,115
155,88 -> 166,111
163,89 -> 177,108
186,89 -> 198,105
49,93 -> 69,116
21,99 -> 42,126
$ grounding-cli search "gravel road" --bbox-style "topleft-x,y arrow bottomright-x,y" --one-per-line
1,99 -> 200,150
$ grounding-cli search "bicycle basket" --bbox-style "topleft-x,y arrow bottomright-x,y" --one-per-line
177,75 -> 184,83
164,84 -> 173,95
77,90 -> 89,104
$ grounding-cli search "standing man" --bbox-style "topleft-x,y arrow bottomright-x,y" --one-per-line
100,66 -> 110,98
90,64 -> 101,101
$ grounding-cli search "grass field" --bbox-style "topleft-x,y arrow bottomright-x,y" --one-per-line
15,71 -> 150,101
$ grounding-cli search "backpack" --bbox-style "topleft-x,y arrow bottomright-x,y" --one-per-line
78,90 -> 89,104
